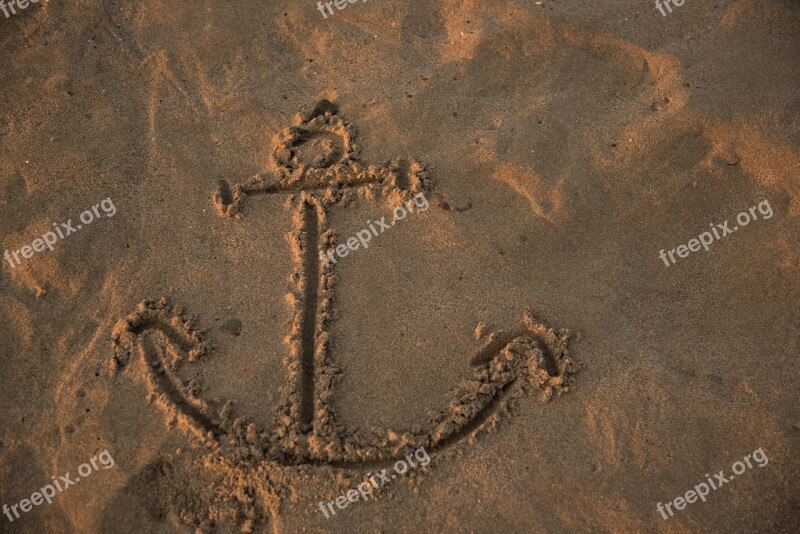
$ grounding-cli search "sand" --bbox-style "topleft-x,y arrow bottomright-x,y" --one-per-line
1,0 -> 799,532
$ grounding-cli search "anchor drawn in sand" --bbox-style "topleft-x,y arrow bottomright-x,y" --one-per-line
111,100 -> 576,467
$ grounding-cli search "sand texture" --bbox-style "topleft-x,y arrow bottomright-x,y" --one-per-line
1,0 -> 799,532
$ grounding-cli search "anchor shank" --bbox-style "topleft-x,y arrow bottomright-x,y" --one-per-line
298,200 -> 320,431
